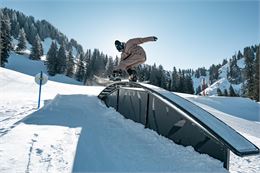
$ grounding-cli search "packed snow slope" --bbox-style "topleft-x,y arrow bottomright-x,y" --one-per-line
0,68 -> 228,172
1,52 -> 259,172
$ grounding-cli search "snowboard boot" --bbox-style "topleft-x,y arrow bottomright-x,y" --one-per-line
112,69 -> 122,77
111,69 -> 122,81
127,69 -> 137,82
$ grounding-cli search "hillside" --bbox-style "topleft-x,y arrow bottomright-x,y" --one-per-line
1,7 -> 259,101
6,51 -> 82,85
192,46 -> 259,99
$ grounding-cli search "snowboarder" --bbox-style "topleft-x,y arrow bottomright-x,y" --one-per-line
112,36 -> 158,82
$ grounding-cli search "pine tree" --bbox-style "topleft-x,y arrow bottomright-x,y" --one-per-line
224,89 -> 228,96
222,59 -> 228,66
185,75 -> 194,94
229,55 -> 241,84
10,11 -> 19,38
0,12 -> 12,67
237,50 -> 243,60
253,45 -> 260,101
16,28 -> 26,51
114,56 -> 119,66
105,56 -> 114,77
165,71 -> 171,91
138,64 -> 151,82
94,49 -> 106,76
244,47 -> 255,99
66,50 -> 74,78
84,49 -> 92,79
30,34 -> 43,60
217,88 -> 223,96
229,85 -> 236,97
46,41 -> 58,76
195,69 -> 200,78
27,23 -> 37,45
171,67 -> 179,92
209,64 -> 219,84
56,43 -> 67,74
201,67 -> 207,76
75,53 -> 85,82
196,86 -> 202,95
178,70 -> 185,93
158,65 -> 166,88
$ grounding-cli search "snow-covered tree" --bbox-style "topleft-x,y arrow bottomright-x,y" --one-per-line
217,88 -> 223,96
171,67 -> 179,92
30,34 -> 43,60
253,45 -> 260,101
105,56 -> 114,76
229,85 -> 236,97
0,11 -> 12,67
244,47 -> 255,99
46,41 -> 58,76
75,53 -> 85,82
16,28 -> 27,51
224,89 -> 228,96
66,50 -> 74,78
56,43 -> 67,74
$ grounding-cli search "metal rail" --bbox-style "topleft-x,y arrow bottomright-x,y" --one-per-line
98,82 -> 259,169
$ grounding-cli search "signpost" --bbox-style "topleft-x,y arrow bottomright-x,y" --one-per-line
35,71 -> 48,109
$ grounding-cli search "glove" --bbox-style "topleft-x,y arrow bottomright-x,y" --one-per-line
153,36 -> 158,41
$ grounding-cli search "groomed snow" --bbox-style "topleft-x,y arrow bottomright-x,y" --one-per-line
0,67 -> 228,172
1,52 -> 259,172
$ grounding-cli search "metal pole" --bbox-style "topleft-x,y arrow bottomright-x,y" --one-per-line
116,89 -> 119,111
145,93 -> 150,128
37,71 -> 43,109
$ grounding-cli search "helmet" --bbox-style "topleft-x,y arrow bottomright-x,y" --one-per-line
115,40 -> 124,52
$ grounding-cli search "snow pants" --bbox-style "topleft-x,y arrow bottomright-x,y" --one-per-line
117,53 -> 146,71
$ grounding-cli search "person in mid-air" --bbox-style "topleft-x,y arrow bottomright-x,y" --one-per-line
113,36 -> 158,82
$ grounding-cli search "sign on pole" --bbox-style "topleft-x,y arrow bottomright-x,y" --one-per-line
35,71 -> 48,109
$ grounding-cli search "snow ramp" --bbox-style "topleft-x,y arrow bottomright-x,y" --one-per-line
98,82 -> 260,170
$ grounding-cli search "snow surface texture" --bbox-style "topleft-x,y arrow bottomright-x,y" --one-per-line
1,52 -> 259,172
0,68 -> 227,172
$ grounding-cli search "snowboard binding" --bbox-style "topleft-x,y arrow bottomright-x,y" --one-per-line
127,69 -> 137,82
110,69 -> 122,81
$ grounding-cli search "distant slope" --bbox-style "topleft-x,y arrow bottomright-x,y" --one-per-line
192,56 -> 247,96
177,93 -> 260,122
5,51 -> 82,85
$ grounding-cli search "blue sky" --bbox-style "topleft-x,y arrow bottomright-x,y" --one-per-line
2,0 -> 259,70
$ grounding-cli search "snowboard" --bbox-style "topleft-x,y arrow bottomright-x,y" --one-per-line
93,75 -> 150,86
93,75 -> 122,86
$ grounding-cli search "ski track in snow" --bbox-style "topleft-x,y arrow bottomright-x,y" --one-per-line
0,102 -> 36,137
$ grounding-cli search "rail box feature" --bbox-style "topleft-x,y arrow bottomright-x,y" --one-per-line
98,82 -> 260,170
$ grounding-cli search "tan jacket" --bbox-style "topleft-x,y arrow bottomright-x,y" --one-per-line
121,37 -> 155,60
